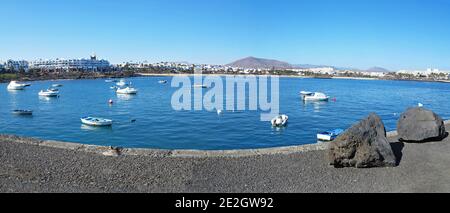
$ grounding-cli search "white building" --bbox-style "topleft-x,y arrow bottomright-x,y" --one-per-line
291,67 -> 335,74
30,54 -> 110,71
5,60 -> 29,71
358,71 -> 387,77
396,68 -> 449,77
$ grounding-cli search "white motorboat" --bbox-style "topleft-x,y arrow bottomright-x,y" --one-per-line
159,80 -> 168,84
317,129 -> 344,141
38,89 -> 59,97
80,117 -> 113,126
116,87 -> 138,94
7,81 -> 28,90
116,80 -> 127,87
52,84 -> 63,87
271,115 -> 289,127
193,84 -> 208,88
301,91 -> 329,102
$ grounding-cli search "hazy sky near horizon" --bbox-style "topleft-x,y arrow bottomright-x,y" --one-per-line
1,0 -> 450,70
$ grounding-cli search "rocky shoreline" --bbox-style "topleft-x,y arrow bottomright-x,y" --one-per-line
1,120 -> 449,193
0,71 -> 137,83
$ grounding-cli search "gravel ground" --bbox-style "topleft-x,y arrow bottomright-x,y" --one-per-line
1,126 -> 450,193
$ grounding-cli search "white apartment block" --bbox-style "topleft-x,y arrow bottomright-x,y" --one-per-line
396,68 -> 449,77
5,60 -> 29,71
30,55 -> 110,71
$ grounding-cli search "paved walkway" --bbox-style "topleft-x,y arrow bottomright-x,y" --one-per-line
1,125 -> 449,193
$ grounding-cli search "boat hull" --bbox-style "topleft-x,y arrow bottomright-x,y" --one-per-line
12,110 -> 33,115
271,115 -> 289,127
304,97 -> 329,102
317,134 -> 334,141
116,87 -> 138,94
7,85 -> 26,90
80,118 -> 113,126
39,92 -> 59,97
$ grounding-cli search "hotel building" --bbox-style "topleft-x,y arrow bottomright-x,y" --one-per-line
30,55 -> 110,71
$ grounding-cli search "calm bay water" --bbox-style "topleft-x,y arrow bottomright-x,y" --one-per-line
1,77 -> 449,150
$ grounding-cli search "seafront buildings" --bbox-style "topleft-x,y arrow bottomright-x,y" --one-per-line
1,55 -> 449,80
396,68 -> 449,77
30,54 -> 110,71
1,55 -> 110,72
2,60 -> 29,72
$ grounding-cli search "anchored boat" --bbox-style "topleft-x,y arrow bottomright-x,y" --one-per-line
81,117 -> 113,126
38,89 -> 59,97
271,115 -> 289,127
300,91 -> 330,102
12,110 -> 33,116
7,81 -> 29,90
159,80 -> 168,84
193,84 -> 208,88
116,87 -> 138,94
317,129 -> 344,141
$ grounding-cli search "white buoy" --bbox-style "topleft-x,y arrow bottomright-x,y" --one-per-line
418,103 -> 424,107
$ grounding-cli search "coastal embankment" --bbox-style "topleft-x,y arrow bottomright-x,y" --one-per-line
1,122 -> 449,193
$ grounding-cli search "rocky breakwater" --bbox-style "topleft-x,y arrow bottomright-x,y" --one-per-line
328,113 -> 397,168
397,107 -> 447,143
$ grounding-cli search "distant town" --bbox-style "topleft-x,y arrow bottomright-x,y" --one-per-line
1,55 -> 450,82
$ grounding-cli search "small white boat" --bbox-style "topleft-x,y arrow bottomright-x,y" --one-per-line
110,86 -> 118,90
38,89 -> 59,97
80,117 -> 113,126
48,88 -> 59,92
7,81 -> 28,90
317,129 -> 344,141
105,79 -> 114,83
52,84 -> 63,87
159,80 -> 168,84
116,80 -> 127,87
193,84 -> 208,88
301,91 -> 329,102
116,87 -> 138,94
12,110 -> 33,115
271,115 -> 289,127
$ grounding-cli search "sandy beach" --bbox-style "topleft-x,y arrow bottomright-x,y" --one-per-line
1,123 -> 449,193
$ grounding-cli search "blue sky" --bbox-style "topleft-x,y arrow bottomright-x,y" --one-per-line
1,0 -> 450,70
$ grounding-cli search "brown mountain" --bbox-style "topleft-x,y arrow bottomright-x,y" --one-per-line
226,57 -> 293,69
366,66 -> 391,72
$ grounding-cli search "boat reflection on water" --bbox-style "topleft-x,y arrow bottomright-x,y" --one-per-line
38,95 -> 59,102
116,93 -> 135,101
301,100 -> 329,112
6,89 -> 23,95
271,124 -> 288,134
80,124 -> 113,131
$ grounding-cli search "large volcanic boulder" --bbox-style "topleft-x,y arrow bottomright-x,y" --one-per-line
397,107 -> 446,142
328,113 -> 397,168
